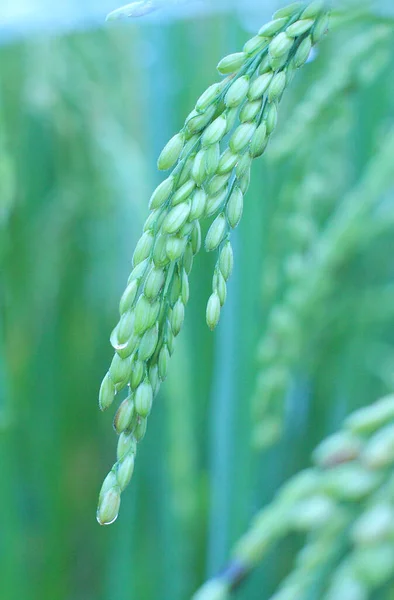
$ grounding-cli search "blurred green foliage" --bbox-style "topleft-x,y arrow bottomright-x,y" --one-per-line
1,5 -> 394,600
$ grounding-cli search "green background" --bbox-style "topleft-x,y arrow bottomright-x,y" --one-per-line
1,5 -> 394,599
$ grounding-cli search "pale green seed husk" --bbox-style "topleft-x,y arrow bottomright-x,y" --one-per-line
97,487 -> 121,526
294,36 -> 312,68
157,132 -> 185,170
149,176 -> 174,210
135,380 -> 153,418
267,71 -> 287,102
250,122 -> 268,158
130,359 -> 144,390
286,18 -> 314,38
239,99 -> 263,123
269,32 -> 294,59
205,187 -> 228,218
259,18 -> 289,37
206,292 -> 221,330
226,187 -> 244,229
117,432 -> 137,461
217,149 -> 239,174
248,73 -> 274,101
162,201 -> 191,234
217,52 -> 246,74
225,76 -> 250,108
219,242 -> 234,280
99,372 -> 116,411
205,214 -> 227,252
119,280 -> 138,315
116,453 -> 135,491
202,115 -> 227,146
230,123 -> 257,153
132,231 -> 154,267
113,397 -> 135,434
171,299 -> 185,336
171,179 -> 196,206
190,189 -> 207,220
138,324 -> 159,361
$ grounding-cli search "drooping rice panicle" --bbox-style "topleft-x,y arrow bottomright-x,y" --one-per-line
97,0 -> 330,526
193,394 -> 394,599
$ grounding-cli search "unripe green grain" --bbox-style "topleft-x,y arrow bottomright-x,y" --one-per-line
166,235 -> 187,261
114,397 -> 135,434
224,107 -> 239,134
226,187 -> 244,228
206,292 -> 221,330
171,299 -> 185,336
217,149 -> 239,174
217,52 -> 246,74
225,76 -> 250,108
248,71 -> 274,101
214,271 -> 227,306
191,221 -> 202,255
269,32 -> 293,58
243,35 -> 268,56
157,132 -> 184,170
186,105 -> 217,135
134,295 -> 152,334
302,0 -> 324,18
178,155 -> 195,186
134,416 -> 147,442
286,18 -> 314,37
293,36 -> 312,68
183,243 -> 194,274
205,143 -> 221,176
207,173 -> 231,196
267,72 -> 287,102
152,234 -> 169,267
265,102 -> 278,133
250,122 -> 268,157
135,380 -> 153,418
273,2 -> 304,19
162,201 -> 191,234
236,152 -> 252,178
258,54 -> 271,74
128,258 -> 149,284
149,176 -> 174,210
239,99 -> 263,123
149,364 -> 160,396
205,214 -> 227,252
132,231 -> 154,267
116,453 -> 135,491
181,269 -> 190,304
202,115 -> 227,146
130,359 -> 144,390
270,51 -> 291,71
206,187 -> 228,218
259,18 -> 289,37
119,280 -> 138,315
239,170 -> 251,194
109,353 -> 133,389
219,241 -> 234,280
117,310 -> 135,344
192,150 -> 207,186
230,123 -> 257,153
171,179 -> 196,206
138,324 -> 159,361
144,266 -> 166,300
158,345 -> 170,380
117,432 -> 137,461
196,82 -> 222,112
99,372 -> 116,411
190,189 -> 207,220
97,487 -> 121,526
312,13 -> 329,43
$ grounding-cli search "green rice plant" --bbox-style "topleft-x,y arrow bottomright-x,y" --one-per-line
252,125 -> 394,449
97,0 -> 331,525
193,394 -> 394,600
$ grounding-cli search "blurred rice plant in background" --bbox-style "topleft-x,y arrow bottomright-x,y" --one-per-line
1,2 -> 394,599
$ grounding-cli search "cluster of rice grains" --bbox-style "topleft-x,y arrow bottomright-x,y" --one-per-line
194,395 -> 394,600
97,1 -> 330,526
